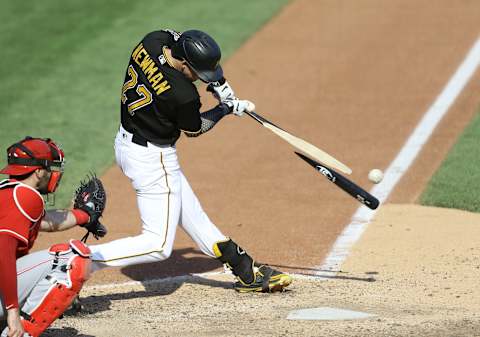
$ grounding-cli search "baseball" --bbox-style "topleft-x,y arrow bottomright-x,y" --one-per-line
368,169 -> 383,184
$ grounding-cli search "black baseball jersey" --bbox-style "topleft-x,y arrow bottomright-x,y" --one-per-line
120,30 -> 202,145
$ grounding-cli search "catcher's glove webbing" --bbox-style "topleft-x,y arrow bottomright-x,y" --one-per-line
73,173 -> 107,242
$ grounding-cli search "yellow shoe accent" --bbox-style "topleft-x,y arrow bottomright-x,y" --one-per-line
234,266 -> 293,293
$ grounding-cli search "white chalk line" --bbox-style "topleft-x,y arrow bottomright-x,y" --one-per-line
85,270 -> 322,291
317,36 -> 480,276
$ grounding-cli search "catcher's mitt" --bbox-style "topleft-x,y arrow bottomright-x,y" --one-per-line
73,173 -> 107,242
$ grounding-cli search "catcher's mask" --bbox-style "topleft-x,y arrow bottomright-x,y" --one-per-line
0,136 -> 65,193
171,29 -> 223,83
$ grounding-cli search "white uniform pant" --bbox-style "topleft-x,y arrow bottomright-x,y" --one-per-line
0,250 -> 57,320
89,127 -> 227,269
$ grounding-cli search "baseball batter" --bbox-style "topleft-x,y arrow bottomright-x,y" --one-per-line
0,137 -> 106,337
89,29 -> 292,292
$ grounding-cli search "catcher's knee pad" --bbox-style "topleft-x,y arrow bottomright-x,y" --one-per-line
22,240 -> 91,337
213,238 -> 255,284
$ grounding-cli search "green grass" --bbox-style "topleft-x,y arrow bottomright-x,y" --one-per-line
0,0 -> 289,207
420,111 -> 480,212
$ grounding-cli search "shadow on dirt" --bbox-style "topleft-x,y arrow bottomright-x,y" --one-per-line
120,247 -> 223,281
43,327 -> 94,337
267,263 -> 377,282
67,248 -> 231,317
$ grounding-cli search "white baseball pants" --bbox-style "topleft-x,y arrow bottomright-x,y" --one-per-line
0,250 -> 59,320
89,126 -> 227,269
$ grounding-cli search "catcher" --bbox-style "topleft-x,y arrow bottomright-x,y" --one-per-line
0,137 -> 106,337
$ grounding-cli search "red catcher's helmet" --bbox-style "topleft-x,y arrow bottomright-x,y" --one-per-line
0,137 -> 65,193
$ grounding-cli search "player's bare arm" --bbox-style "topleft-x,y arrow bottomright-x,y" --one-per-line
41,176 -> 107,240
40,209 -> 80,232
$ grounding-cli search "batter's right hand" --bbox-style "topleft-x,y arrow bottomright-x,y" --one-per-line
224,98 -> 255,117
6,308 -> 25,337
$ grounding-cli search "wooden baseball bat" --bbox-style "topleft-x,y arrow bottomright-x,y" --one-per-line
245,111 -> 352,175
295,151 -> 379,209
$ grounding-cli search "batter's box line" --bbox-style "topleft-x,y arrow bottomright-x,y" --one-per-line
84,271 -> 330,291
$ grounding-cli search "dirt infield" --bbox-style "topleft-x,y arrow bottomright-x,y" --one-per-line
35,0 -> 480,281
35,0 -> 480,335
46,205 -> 480,337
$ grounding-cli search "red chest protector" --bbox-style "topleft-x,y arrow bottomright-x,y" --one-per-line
0,179 -> 44,257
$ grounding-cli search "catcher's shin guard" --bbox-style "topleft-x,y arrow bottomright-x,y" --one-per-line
22,240 -> 91,337
213,239 -> 255,284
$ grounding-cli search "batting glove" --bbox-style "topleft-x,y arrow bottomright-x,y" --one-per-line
207,79 -> 235,102
224,98 -> 255,117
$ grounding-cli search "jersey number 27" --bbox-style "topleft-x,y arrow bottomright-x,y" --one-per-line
121,65 -> 153,116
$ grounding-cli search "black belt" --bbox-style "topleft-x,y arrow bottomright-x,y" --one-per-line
131,133 -> 148,147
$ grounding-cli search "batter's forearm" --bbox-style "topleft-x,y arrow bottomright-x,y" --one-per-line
184,103 -> 230,137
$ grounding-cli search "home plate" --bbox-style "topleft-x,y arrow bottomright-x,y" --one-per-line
287,307 -> 376,321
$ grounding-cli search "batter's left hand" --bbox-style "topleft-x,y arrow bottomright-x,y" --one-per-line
207,80 -> 235,102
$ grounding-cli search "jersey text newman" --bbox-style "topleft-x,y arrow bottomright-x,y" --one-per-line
132,43 -> 171,95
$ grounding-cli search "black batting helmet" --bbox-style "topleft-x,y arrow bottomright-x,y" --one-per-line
171,30 -> 223,83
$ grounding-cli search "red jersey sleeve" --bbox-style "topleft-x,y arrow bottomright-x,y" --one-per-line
0,184 -> 44,246
0,234 -> 20,309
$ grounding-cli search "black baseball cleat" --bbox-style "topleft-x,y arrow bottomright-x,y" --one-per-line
234,264 -> 292,293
